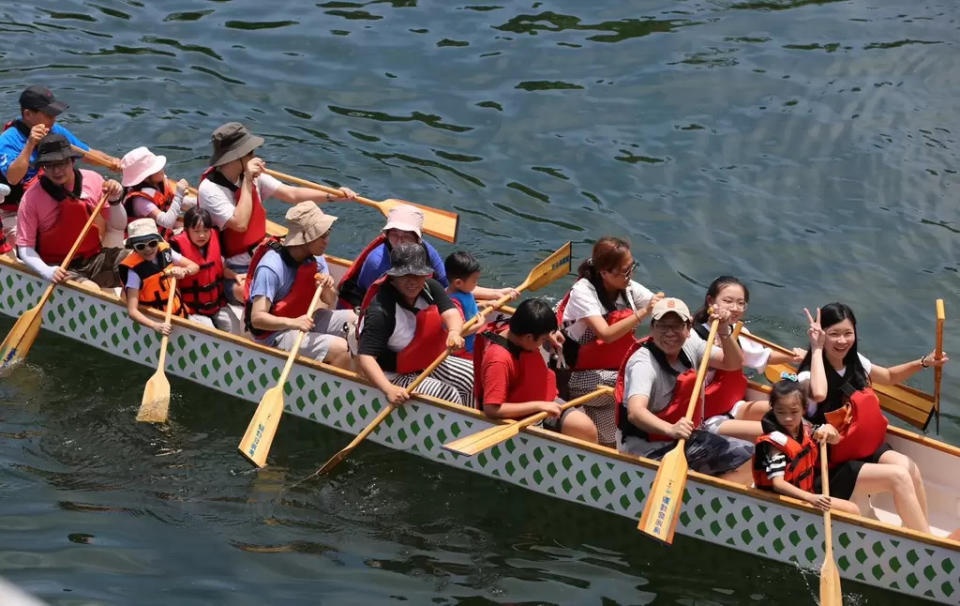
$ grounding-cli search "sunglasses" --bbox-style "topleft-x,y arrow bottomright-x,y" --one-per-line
604,261 -> 637,278
133,240 -> 159,252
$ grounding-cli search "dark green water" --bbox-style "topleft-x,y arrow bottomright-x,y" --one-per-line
1,0 -> 957,603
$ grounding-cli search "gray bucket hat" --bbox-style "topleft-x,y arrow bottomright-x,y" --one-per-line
34,133 -> 83,165
208,122 -> 264,167
386,243 -> 433,277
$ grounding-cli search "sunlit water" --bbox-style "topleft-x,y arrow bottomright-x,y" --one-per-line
0,1 -> 957,603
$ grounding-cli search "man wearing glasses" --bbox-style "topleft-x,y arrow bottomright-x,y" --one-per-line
616,297 -> 754,483
15,134 -> 126,289
244,202 -> 355,370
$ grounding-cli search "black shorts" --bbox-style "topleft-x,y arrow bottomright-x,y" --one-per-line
814,442 -> 893,500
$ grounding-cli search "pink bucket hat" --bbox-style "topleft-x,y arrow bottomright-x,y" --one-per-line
382,204 -> 423,239
120,146 -> 167,187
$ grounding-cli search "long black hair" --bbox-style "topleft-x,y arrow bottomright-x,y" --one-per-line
761,379 -> 807,436
575,236 -> 630,313
692,275 -> 749,324
798,302 -> 869,420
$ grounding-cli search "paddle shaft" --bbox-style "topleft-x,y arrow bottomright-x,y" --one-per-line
37,192 -> 110,302
276,284 -> 327,388
934,299 -> 945,434
819,440 -> 843,605
155,276 -> 177,374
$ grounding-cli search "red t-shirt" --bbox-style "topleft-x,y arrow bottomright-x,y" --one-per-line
479,341 -> 516,406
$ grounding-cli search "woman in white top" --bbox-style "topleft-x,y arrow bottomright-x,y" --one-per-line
691,276 -> 805,440
558,237 -> 661,446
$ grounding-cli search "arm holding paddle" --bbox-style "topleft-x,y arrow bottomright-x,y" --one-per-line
869,350 -> 949,385
709,308 -> 743,371
4,122 -> 49,185
581,292 -> 664,343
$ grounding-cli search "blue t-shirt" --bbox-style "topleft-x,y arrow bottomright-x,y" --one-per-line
449,290 -> 478,353
0,122 -> 89,182
248,249 -> 330,345
356,241 -> 448,292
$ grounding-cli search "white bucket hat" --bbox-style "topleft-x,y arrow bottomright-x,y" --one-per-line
125,218 -> 162,248
382,204 -> 423,239
120,146 -> 167,187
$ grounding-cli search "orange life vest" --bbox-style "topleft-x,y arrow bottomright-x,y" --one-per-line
33,172 -> 101,265
361,276 -> 448,374
823,386 -> 888,467
693,323 -> 749,418
118,241 -> 187,317
473,324 -> 558,409
337,233 -> 387,309
556,280 -> 638,370
199,167 -> 266,258
614,338 -> 704,442
243,238 -> 317,339
170,229 -> 227,317
753,422 -> 818,492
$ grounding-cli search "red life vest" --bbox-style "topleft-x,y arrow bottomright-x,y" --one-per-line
473,325 -> 557,410
243,238 -> 318,340
0,221 -> 11,254
614,338 -> 704,442
199,167 -> 266,258
33,179 -> 102,265
824,387 -> 888,467
556,280 -> 638,370
337,233 -> 387,309
693,323 -> 749,418
170,229 -> 227,316
361,276 -> 448,374
753,424 -> 817,492
118,241 -> 187,318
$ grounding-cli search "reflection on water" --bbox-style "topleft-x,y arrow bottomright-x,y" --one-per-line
0,0 -> 957,603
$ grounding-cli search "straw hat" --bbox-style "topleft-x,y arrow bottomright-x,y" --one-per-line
125,218 -> 162,248
120,147 -> 167,187
284,202 -> 337,246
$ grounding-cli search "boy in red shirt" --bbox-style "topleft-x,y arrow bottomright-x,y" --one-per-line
477,298 -> 597,442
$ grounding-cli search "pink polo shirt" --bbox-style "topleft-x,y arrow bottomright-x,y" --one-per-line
16,169 -> 109,248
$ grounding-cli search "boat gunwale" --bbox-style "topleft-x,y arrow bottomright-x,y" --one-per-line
1,254 -> 958,552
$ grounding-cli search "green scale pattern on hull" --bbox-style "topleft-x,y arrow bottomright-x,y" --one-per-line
1,262 -> 956,603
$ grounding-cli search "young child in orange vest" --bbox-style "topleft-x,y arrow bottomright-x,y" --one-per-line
119,218 -> 203,335
753,377 -> 859,514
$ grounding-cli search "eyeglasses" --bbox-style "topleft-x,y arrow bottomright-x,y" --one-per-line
654,322 -> 688,335
133,240 -> 159,252
41,159 -> 72,171
717,297 -> 748,310
605,261 -> 637,278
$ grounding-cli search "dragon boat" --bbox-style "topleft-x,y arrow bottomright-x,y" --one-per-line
0,251 -> 957,604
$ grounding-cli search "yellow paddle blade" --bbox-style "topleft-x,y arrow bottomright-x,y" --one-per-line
136,368 -> 171,423
764,363 -> 934,429
443,420 -> 525,456
525,241 -> 572,292
637,442 -> 689,544
820,551 -> 843,605
381,199 -> 459,243
238,385 -> 286,467
0,304 -> 44,370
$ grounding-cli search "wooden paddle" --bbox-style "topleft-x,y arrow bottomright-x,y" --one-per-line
136,277 -> 178,423
745,331 -> 936,430
264,168 -> 459,243
238,282 -> 327,467
443,386 -> 614,456
934,299 -> 945,434
819,440 -> 843,605
0,193 -> 109,370
311,241 -> 574,476
637,317 -> 720,544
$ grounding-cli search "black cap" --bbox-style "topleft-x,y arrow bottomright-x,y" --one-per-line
19,85 -> 68,116
34,134 -> 82,165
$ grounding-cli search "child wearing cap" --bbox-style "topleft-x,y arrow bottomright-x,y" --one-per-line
245,202 -> 355,369
615,297 -> 754,484
0,85 -> 117,243
197,122 -> 356,305
120,146 -> 191,234
119,218 -> 203,336
443,250 -> 520,358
